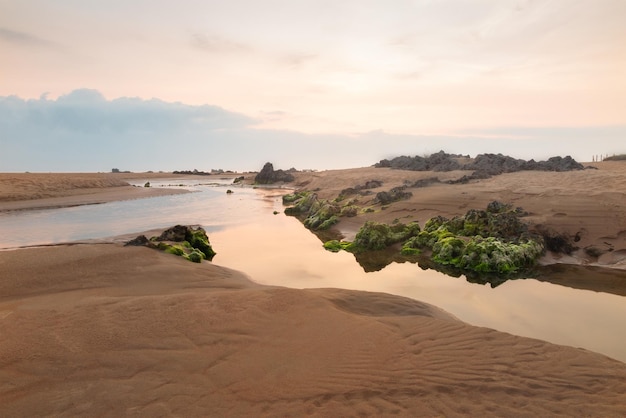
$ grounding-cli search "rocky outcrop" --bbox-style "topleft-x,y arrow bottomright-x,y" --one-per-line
126,225 -> 216,263
324,201 -> 545,281
376,151 -> 465,171
374,186 -> 413,205
339,180 -> 383,198
376,151 -> 584,179
283,192 -> 340,230
254,162 -> 295,184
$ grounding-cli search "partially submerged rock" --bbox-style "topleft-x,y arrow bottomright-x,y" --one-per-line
126,225 -> 216,263
254,162 -> 295,184
124,235 -> 150,246
323,201 -> 546,281
283,192 -> 341,231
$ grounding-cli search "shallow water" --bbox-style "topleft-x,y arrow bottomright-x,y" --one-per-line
1,179 -> 625,362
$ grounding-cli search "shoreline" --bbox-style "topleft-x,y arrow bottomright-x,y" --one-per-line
1,242 -> 625,416
285,162 -> 626,272
0,172 -> 248,212
1,171 -> 626,415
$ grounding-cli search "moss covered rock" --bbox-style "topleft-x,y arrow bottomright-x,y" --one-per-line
323,240 -> 355,252
322,201 -> 544,279
184,227 -> 216,260
145,225 -> 217,263
334,221 -> 422,252
408,203 -> 544,275
184,249 -> 206,263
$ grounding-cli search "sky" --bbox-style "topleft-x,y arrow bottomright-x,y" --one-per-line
1,0 -> 625,172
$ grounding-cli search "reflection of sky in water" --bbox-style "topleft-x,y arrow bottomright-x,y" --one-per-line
0,179 -> 280,247
1,180 -> 625,363
211,211 -> 626,363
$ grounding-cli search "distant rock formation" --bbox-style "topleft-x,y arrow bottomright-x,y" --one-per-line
376,151 -> 584,180
375,151 -> 467,171
374,186 -> 412,205
172,169 -> 211,175
254,162 -> 295,184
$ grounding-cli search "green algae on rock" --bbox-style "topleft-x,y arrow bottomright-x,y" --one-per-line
126,225 -> 216,263
322,201 -> 545,278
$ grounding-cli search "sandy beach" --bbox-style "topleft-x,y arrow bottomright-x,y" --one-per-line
289,161 -> 626,270
1,167 -> 626,416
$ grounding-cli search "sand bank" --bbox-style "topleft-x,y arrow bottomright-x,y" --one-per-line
289,161 -> 626,270
1,243 -> 625,416
0,172 -> 243,212
1,167 -> 625,415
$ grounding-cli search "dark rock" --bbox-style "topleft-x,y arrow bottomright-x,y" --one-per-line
339,187 -> 358,198
255,162 -> 295,184
363,180 -> 383,189
376,151 -> 584,178
128,225 -> 216,262
410,177 -> 440,188
340,180 -> 383,198
125,235 -> 150,246
466,153 -> 526,175
173,170 -> 211,175
535,227 -> 577,254
375,151 -> 463,171
486,201 -> 512,214
156,225 -> 189,242
374,186 -> 412,205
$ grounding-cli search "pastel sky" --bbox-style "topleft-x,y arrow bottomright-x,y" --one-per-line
1,0 -> 625,171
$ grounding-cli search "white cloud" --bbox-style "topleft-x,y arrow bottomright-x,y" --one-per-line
1,2 -> 624,170
1,89 -> 623,172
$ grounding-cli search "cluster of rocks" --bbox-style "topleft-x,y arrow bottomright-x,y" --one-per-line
339,180 -> 383,198
376,151 -> 469,172
374,186 -> 413,205
375,151 -> 585,179
125,225 -> 216,263
254,163 -> 295,184
283,192 -> 342,230
323,201 -> 545,282
172,170 -> 212,175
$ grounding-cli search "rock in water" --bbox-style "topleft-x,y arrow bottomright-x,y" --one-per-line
255,162 -> 295,184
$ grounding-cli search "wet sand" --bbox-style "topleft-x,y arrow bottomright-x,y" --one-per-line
1,168 -> 626,416
1,244 -> 625,416
290,161 -> 626,270
0,172 -> 244,211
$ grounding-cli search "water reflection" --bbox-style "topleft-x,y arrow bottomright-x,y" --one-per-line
210,193 -> 626,363
1,182 -> 625,363
0,179 -> 284,248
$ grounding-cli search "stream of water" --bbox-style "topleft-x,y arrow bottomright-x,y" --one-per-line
1,179 -> 625,362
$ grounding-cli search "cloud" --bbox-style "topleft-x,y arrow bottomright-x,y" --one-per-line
190,32 -> 249,53
0,89 -> 258,171
281,53 -> 318,69
0,89 -> 256,134
0,27 -> 55,47
1,89 -> 623,173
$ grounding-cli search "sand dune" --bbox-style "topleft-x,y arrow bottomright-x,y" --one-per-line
1,244 -> 625,416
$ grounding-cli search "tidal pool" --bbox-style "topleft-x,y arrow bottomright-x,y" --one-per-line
1,180 -> 624,362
